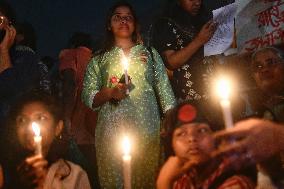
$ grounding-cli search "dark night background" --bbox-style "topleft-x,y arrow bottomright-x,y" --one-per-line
9,0 -> 233,58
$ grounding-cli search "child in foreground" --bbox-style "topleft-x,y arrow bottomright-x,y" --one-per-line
0,91 -> 91,189
157,102 -> 256,189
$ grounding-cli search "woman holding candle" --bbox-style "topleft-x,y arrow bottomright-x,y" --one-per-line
0,91 -> 91,189
157,102 -> 256,189
82,1 -> 176,188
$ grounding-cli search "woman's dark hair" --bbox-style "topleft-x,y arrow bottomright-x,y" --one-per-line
96,1 -> 141,56
2,91 -> 71,187
0,0 -> 16,24
67,32 -> 93,50
15,22 -> 37,50
165,0 -> 211,30
8,90 -> 63,123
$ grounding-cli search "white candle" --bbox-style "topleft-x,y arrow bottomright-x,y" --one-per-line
216,79 -> 234,129
122,136 -> 131,189
122,53 -> 129,95
32,122 -> 42,156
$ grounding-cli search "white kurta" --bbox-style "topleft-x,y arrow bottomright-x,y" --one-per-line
43,159 -> 91,189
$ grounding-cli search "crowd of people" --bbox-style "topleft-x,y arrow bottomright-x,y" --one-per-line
0,0 -> 284,189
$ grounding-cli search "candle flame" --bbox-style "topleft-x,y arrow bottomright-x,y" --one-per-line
122,136 -> 131,156
122,53 -> 129,70
216,78 -> 231,100
32,122 -> 41,137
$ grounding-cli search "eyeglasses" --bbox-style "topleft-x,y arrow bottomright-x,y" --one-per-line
111,14 -> 134,22
251,58 -> 283,73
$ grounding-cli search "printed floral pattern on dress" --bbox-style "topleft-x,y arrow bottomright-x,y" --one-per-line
163,18 -> 213,102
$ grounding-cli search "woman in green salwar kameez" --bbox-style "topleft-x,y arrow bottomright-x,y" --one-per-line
82,2 -> 176,188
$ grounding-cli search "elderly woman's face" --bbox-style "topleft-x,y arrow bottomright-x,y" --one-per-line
179,0 -> 202,16
252,49 -> 284,94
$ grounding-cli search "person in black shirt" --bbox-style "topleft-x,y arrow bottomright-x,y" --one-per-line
151,0 -> 217,102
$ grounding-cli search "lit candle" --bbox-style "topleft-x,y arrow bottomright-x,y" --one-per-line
122,136 -> 131,189
32,122 -> 42,156
122,53 -> 129,95
216,78 -> 234,129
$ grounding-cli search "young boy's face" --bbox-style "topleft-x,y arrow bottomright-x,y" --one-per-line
172,123 -> 215,162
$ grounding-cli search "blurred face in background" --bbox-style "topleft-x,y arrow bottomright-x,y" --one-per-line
252,49 -> 284,95
179,0 -> 202,16
16,101 -> 63,156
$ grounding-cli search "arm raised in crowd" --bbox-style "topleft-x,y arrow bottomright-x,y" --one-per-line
0,24 -> 16,73
163,20 -> 217,70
